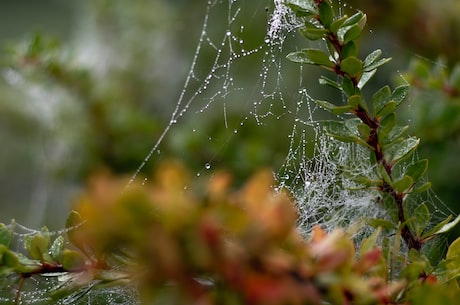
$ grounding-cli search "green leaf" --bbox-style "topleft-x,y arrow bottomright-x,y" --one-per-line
61,249 -> 86,270
378,113 -> 396,143
49,236 -> 65,261
340,56 -> 363,77
367,218 -> 397,231
360,227 -> 381,255
412,181 -> 432,193
330,15 -> 347,33
352,175 -> 382,188
406,159 -> 428,181
25,233 -> 50,261
342,76 -> 356,96
0,224 -> 12,247
342,25 -> 363,44
323,120 -> 363,144
392,85 -> 409,106
357,123 -> 371,139
357,69 -> 376,89
319,1 -> 333,28
363,57 -> 392,72
387,125 -> 409,143
300,21 -> 328,40
410,203 -> 430,237
384,137 -> 420,165
66,210 -> 85,250
376,101 -> 396,119
341,11 -> 366,28
372,85 -> 391,117
0,246 -> 20,270
363,49 -> 382,68
379,164 -> 392,185
445,236 -> 460,281
284,1 -> 316,17
393,175 -> 413,193
287,49 -> 334,67
315,100 -> 353,114
319,76 -> 341,90
342,41 -> 358,58
347,94 -> 368,112
422,214 -> 460,240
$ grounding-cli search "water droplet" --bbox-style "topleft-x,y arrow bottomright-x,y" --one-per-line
196,172 -> 201,177
205,163 -> 211,170
233,129 -> 238,134
226,31 -> 231,36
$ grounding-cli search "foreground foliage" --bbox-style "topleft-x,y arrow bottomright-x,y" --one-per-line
0,162 -> 459,304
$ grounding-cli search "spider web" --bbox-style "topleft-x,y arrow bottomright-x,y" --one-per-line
2,0 -> 458,303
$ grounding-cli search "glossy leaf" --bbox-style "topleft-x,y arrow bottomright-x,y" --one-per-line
372,85 -> 392,117
347,94 -> 368,112
363,49 -> 382,69
287,49 -> 334,67
300,21 -> 328,40
376,101 -> 396,119
357,69 -> 376,89
323,120 -> 362,143
330,15 -> 347,33
363,57 -> 392,72
405,159 -> 428,181
378,113 -> 396,143
341,11 -> 366,28
284,1 -> 316,17
387,125 -> 409,143
340,56 -> 362,77
319,1 -> 333,29
342,25 -> 363,44
422,214 -> 460,240
384,137 -> 419,165
315,100 -> 353,114
319,76 -> 341,90
342,41 -> 358,59
342,76 -> 356,96
392,85 -> 409,106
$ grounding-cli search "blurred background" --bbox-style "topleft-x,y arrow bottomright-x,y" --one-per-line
0,0 -> 459,236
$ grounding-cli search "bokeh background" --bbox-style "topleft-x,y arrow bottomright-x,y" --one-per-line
1,0 -> 459,237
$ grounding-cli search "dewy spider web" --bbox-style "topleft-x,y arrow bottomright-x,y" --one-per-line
2,0 -> 458,303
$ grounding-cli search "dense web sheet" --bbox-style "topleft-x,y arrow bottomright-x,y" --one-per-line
2,0 -> 458,303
